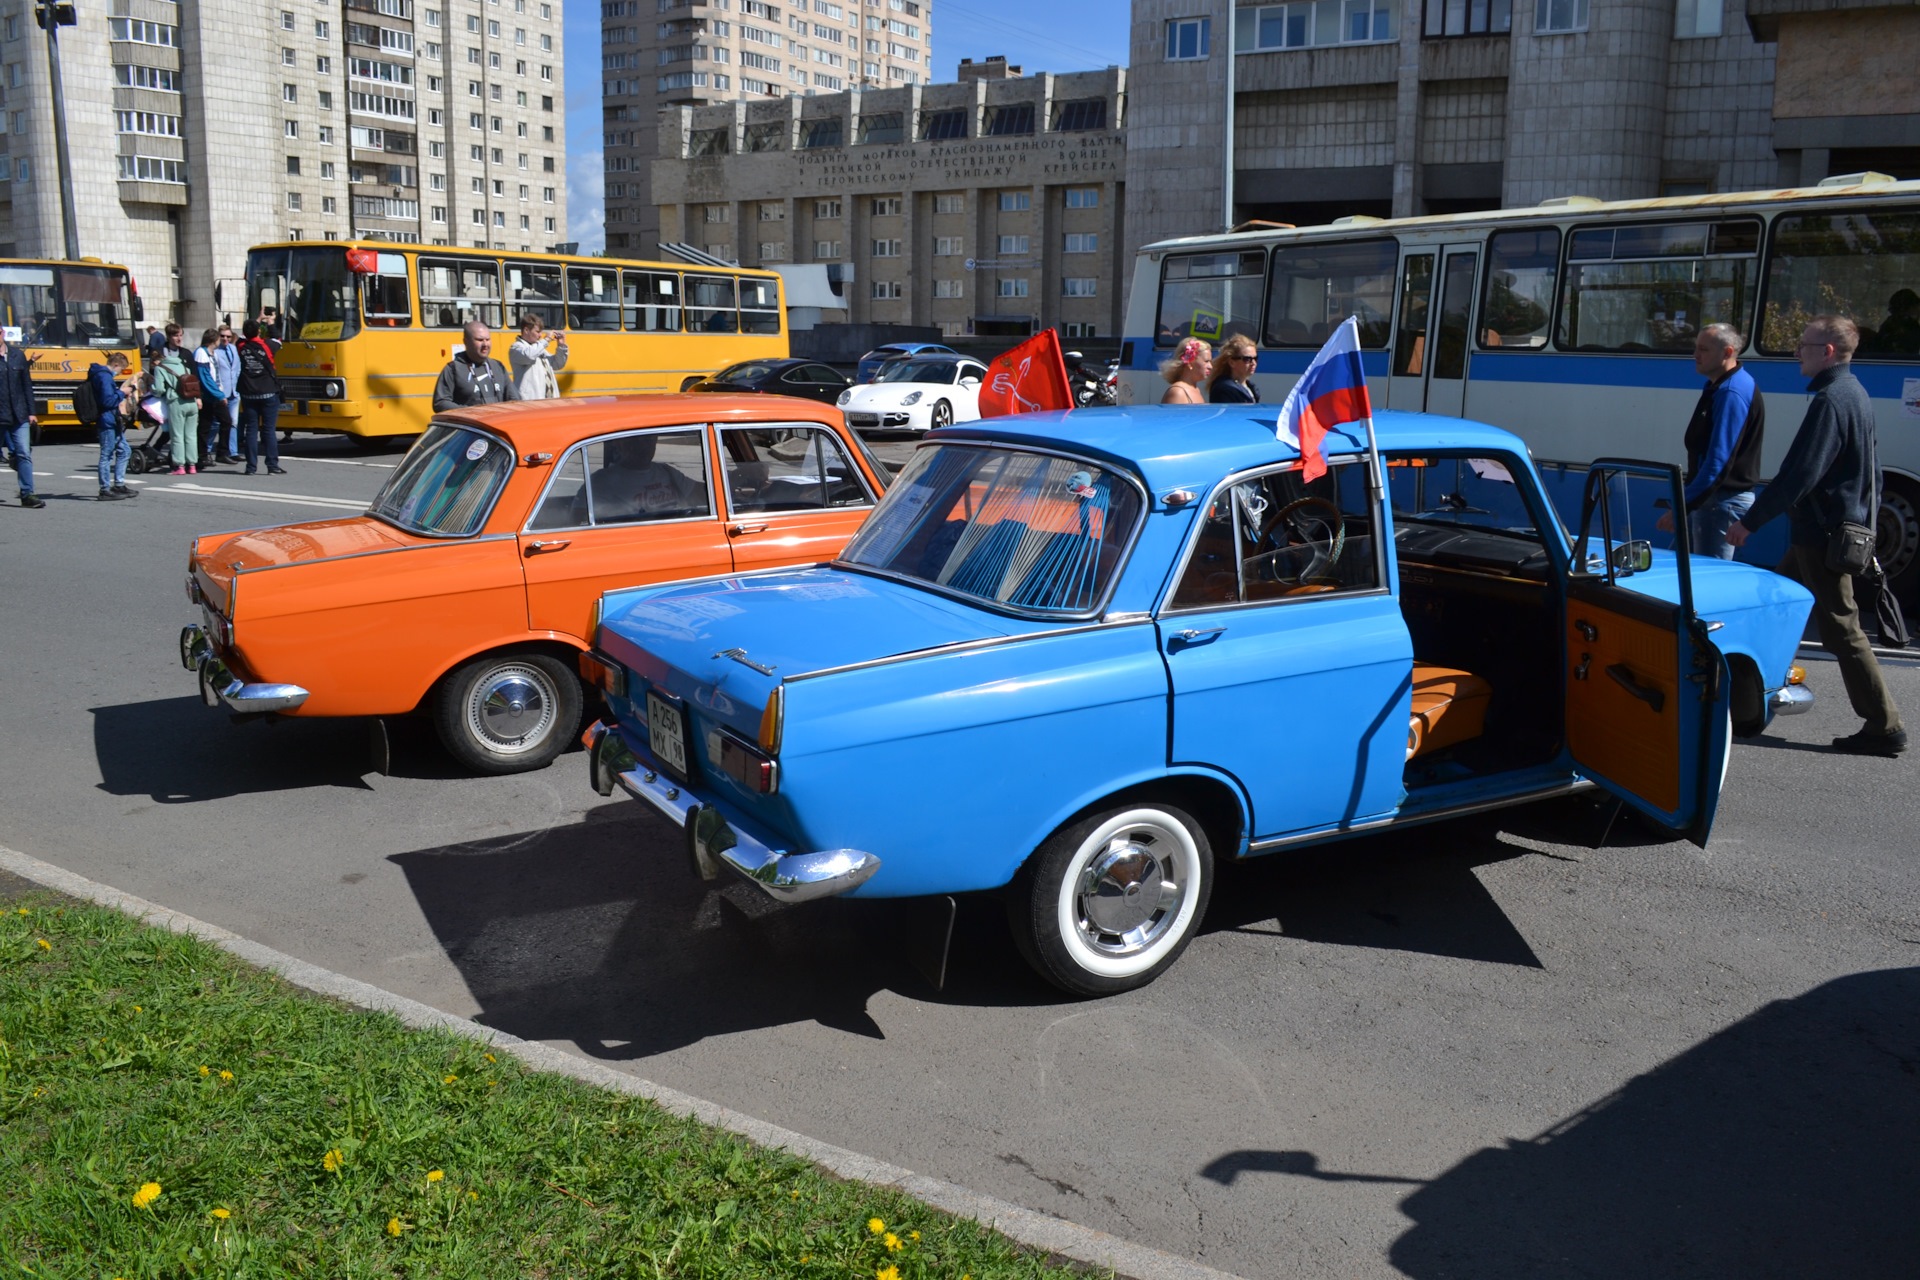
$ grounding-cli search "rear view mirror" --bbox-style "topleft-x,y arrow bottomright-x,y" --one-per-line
1611,539 -> 1653,575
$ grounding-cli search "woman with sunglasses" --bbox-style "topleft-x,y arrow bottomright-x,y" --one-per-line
1207,334 -> 1261,404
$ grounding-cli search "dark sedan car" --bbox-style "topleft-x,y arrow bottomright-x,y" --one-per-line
690,359 -> 853,404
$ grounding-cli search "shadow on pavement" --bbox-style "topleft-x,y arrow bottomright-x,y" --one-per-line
1383,966 -> 1920,1278
387,801 -> 1059,1059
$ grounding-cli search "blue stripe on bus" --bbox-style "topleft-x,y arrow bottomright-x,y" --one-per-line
1466,351 -> 1916,398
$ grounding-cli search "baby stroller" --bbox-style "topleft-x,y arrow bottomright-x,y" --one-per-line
124,392 -> 171,475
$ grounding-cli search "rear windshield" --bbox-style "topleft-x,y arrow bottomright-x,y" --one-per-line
840,444 -> 1143,617
370,423 -> 513,537
714,361 -> 783,382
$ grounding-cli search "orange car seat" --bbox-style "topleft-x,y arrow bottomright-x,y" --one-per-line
1407,664 -> 1492,760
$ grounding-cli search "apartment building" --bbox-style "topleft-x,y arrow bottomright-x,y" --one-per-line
0,0 -> 566,328
651,66 -> 1127,338
601,0 -> 931,257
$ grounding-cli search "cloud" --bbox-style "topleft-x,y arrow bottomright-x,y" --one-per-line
568,149 -> 605,253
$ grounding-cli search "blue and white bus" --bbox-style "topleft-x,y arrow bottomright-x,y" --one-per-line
1119,175 -> 1920,593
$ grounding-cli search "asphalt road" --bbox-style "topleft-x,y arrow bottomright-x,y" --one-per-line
4,431 -> 1918,1279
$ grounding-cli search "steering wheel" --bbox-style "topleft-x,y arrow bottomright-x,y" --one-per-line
1246,495 -> 1346,588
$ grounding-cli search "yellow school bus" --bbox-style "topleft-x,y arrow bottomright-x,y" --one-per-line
240,241 -> 787,443
0,257 -> 143,427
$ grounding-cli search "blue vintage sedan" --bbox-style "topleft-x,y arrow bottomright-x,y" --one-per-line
581,406 -> 1815,995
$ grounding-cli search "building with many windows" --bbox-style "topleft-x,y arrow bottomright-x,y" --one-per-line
1123,0 -> 1920,276
650,65 -> 1126,338
601,0 -> 932,257
0,0 -> 565,328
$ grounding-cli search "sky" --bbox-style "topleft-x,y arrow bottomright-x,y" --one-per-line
563,0 -> 1132,253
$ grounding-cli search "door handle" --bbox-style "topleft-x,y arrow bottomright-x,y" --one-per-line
1606,663 -> 1665,713
1175,626 -> 1227,642
525,539 -> 571,554
727,523 -> 769,536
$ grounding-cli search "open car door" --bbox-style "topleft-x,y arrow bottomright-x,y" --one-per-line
1565,459 -> 1731,848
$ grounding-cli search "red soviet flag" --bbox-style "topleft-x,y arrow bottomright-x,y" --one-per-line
977,328 -> 1075,417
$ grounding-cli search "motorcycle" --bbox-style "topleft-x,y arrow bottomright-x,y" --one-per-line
1064,351 -> 1119,407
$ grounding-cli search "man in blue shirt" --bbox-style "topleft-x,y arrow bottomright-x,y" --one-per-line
1660,323 -> 1764,559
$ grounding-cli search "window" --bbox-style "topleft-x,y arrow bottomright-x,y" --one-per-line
871,196 -> 901,216
872,280 -> 902,299
685,274 -> 739,332
1052,98 -> 1106,131
815,199 -> 842,218
319,90 -> 334,109
1170,460 -> 1380,609
1245,0 -> 1399,45
996,278 -> 1029,298
283,83 -> 299,102
432,205 -> 447,222
720,425 -> 870,515
1554,219 -> 1759,353
872,238 -> 901,256
504,260 -> 565,328
419,255 -> 503,327
760,241 -> 788,260
285,120 -> 300,137
117,156 -> 183,183
1064,322 -> 1097,338
814,240 -> 842,257
114,65 -> 179,91
689,126 -> 729,155
281,10 -> 295,28
287,192 -> 304,211
859,112 -> 902,144
619,268 -> 682,331
370,424 -> 514,538
983,103 -> 1033,136
1165,15 -> 1210,58
934,279 -> 963,298
493,179 -> 506,196
1762,208 -> 1920,358
997,191 -> 1030,212
1062,278 -> 1097,297
1158,250 -> 1264,347
843,444 -> 1140,616
1063,233 -> 1098,254
323,162 -> 338,180
283,48 -> 297,65
518,183 -> 529,199
107,18 -> 178,46
1265,239 -> 1398,348
1675,0 -> 1722,36
544,217 -> 556,232
1533,0 -> 1587,31
704,205 -> 730,223
528,430 -> 714,529
934,236 -> 961,255
934,193 -> 965,215
287,156 -> 302,175
744,121 -> 785,151
543,186 -> 554,201
1420,0 -> 1506,36
1478,228 -> 1559,349
997,235 -> 1029,254
759,202 -> 786,221
116,111 -> 182,137
320,126 -> 335,144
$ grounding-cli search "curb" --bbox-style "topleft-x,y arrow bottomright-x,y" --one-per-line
0,844 -> 1244,1280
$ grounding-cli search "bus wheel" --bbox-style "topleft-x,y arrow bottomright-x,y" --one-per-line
1878,475 -> 1920,599
433,651 -> 582,775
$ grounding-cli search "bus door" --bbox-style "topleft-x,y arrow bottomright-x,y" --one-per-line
1388,243 -> 1480,417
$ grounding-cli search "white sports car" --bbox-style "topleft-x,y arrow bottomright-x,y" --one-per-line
838,356 -> 989,433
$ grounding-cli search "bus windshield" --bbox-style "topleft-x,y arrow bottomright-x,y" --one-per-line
0,264 -> 134,347
245,247 -> 360,342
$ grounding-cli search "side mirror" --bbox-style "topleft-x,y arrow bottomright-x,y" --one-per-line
1611,539 -> 1653,575
960,376 -> 980,388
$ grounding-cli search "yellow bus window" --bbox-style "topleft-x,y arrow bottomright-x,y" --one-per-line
685,275 -> 738,334
419,256 -> 502,330
622,270 -> 681,333
740,276 -> 781,335
567,267 -> 621,331
505,260 -> 564,330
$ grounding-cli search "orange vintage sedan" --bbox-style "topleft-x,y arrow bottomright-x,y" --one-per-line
178,395 -> 888,774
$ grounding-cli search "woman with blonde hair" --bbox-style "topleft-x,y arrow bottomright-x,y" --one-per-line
1207,333 -> 1261,404
1160,337 -> 1212,404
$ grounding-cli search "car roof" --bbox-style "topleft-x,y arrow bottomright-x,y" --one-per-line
715,357 -> 807,372
934,406 -> 1532,496
867,342 -> 951,356
437,393 -> 843,451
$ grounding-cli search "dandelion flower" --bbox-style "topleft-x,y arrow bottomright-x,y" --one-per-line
467,1191 -> 478,1200
36,939 -> 50,950
884,1233 -> 901,1252
199,1066 -> 210,1077
210,1207 -> 231,1220
132,1182 -> 162,1209
427,1170 -> 444,1182
387,1216 -> 406,1236
909,1230 -> 921,1242
132,1006 -> 142,1013
219,1070 -> 234,1081
323,1149 -> 344,1173
484,1053 -> 496,1063
867,1217 -> 885,1235
15,907 -> 26,914
443,1074 -> 458,1085
876,1267 -> 900,1280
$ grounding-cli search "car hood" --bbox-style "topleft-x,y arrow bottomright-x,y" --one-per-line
842,382 -> 949,408
191,516 -> 419,613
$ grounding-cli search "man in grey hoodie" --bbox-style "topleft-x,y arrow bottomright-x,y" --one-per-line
1729,315 -> 1903,756
432,322 -> 520,412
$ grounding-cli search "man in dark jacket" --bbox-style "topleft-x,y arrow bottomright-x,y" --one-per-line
432,322 -> 519,411
1729,315 -> 1903,755
1658,322 -> 1763,558
88,352 -> 135,500
235,319 -> 286,475
0,327 -> 41,508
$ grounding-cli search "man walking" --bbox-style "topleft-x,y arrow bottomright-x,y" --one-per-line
87,351 -> 135,500
0,326 -> 42,508
193,327 -> 235,467
432,322 -> 519,411
143,323 -> 166,365
215,324 -> 242,460
1659,323 -> 1764,558
235,319 -> 286,475
1728,315 -> 1904,755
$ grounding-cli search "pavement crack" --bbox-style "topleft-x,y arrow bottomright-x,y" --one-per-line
996,1152 -> 1084,1199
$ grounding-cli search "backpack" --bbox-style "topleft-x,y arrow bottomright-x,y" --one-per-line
73,372 -> 101,423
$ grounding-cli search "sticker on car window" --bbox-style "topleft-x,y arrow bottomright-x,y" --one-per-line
465,438 -> 489,462
1469,458 -> 1514,483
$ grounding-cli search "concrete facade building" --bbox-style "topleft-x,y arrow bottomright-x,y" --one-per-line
0,0 -> 566,329
650,66 -> 1127,338
1122,0 -> 1918,285
601,0 -> 932,257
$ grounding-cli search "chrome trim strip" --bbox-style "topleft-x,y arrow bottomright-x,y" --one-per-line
1767,684 -> 1815,716
1247,778 -> 1596,853
784,615 -> 1156,683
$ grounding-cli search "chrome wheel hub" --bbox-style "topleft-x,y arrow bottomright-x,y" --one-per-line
1076,829 -> 1182,956
468,664 -> 558,754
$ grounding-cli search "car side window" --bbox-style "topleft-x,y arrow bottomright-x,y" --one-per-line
720,425 -> 873,513
526,428 -> 712,529
1170,459 -> 1380,609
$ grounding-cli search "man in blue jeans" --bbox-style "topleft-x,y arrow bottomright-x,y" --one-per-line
0,327 -> 41,508
235,318 -> 285,474
88,351 -> 135,500
1659,322 -> 1764,558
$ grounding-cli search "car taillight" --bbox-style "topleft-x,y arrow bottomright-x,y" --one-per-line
578,648 -> 627,698
758,684 -> 784,753
707,728 -> 779,794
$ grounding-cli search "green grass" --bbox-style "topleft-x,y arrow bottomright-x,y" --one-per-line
0,892 -> 1083,1279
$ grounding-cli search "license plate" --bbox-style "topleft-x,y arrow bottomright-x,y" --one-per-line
52,401 -> 72,414
647,689 -> 688,781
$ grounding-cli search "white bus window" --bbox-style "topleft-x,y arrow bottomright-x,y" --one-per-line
1393,253 -> 1435,377
1156,251 -> 1264,348
1761,208 -> 1920,358
1479,228 -> 1557,349
623,270 -> 681,332
566,267 -> 621,331
1264,239 -> 1396,348
1555,219 -> 1759,354
504,260 -> 564,330
419,256 -> 503,329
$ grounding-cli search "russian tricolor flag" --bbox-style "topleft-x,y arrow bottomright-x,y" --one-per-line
1276,315 -> 1373,482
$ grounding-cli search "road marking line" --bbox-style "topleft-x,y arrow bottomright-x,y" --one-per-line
278,454 -> 398,469
151,483 -> 367,511
0,843 -> 1245,1280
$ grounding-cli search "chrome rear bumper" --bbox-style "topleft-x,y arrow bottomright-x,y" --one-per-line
1767,684 -> 1815,717
179,624 -> 310,714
